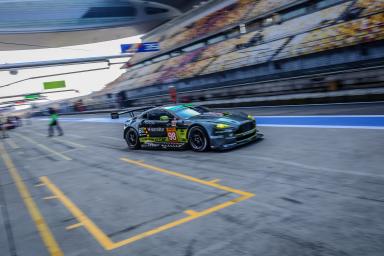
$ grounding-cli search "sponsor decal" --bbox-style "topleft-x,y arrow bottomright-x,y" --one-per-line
166,127 -> 178,142
121,42 -> 160,53
140,137 -> 169,143
138,127 -> 146,136
147,127 -> 165,132
176,128 -> 188,143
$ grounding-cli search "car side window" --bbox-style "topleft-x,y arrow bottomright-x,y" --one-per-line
148,110 -> 174,120
141,112 -> 148,119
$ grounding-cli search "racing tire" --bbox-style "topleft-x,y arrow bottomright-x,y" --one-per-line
125,128 -> 141,150
188,126 -> 209,152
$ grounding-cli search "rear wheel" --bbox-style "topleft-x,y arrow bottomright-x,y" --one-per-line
125,128 -> 141,149
188,126 -> 209,152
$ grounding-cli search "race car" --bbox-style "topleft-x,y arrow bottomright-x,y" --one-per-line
111,104 -> 263,151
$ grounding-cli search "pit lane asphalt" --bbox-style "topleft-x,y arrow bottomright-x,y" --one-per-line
0,111 -> 383,255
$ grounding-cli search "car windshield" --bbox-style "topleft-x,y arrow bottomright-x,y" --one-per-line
172,107 -> 201,119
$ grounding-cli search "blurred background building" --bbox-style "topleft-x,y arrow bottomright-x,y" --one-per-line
3,0 -> 384,114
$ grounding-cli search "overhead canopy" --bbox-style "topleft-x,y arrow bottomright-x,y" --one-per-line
0,0 -> 188,50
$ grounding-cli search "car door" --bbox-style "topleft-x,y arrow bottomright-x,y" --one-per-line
140,109 -> 174,143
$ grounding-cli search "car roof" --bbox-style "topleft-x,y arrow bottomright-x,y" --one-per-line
163,104 -> 193,111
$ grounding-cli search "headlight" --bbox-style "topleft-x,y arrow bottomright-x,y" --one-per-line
216,123 -> 230,129
247,115 -> 255,120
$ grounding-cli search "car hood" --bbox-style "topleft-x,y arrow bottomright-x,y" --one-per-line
188,113 -> 251,126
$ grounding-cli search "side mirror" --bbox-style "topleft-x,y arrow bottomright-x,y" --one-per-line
159,115 -> 170,121
110,112 -> 119,119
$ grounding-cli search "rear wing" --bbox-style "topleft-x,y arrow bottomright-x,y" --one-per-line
110,106 -> 155,119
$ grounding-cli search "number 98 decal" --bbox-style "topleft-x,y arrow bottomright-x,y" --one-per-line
166,128 -> 178,142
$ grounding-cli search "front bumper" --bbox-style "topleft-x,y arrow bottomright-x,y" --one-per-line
210,131 -> 264,150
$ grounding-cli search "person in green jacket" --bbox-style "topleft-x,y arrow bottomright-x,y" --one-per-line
48,108 -> 63,137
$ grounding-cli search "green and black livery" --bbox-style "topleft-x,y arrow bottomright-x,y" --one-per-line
111,104 -> 263,151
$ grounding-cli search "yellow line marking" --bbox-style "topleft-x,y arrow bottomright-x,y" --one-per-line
209,179 -> 220,183
43,196 -> 58,200
120,158 -> 254,197
6,138 -> 19,149
14,133 -> 72,161
39,159 -> 255,251
39,176 -> 115,250
184,210 -> 200,216
0,143 -> 63,256
66,223 -> 83,230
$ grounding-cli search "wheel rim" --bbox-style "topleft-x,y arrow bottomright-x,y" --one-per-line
127,130 -> 137,146
190,130 -> 205,150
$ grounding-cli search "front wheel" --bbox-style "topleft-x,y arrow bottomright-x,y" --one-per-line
125,128 -> 141,149
188,126 -> 209,152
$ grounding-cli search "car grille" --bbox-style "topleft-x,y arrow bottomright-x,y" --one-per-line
236,121 -> 255,134
235,121 -> 256,142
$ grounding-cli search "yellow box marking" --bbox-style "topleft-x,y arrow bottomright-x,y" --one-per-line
40,176 -> 115,250
43,196 -> 58,200
6,138 -> 19,149
66,223 -> 83,230
120,158 -> 254,197
14,133 -> 72,161
0,143 -> 63,256
184,210 -> 200,216
39,158 -> 255,251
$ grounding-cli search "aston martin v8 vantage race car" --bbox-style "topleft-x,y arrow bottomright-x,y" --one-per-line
111,104 -> 263,151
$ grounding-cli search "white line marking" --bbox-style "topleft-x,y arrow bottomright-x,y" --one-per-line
66,134 -> 83,139
215,101 -> 384,109
252,155 -> 384,179
98,135 -> 123,141
258,124 -> 384,129
256,115 -> 384,118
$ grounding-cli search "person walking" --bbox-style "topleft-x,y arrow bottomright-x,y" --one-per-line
0,113 -> 8,138
48,108 -> 63,137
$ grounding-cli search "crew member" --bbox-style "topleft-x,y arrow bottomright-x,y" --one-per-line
48,108 -> 63,136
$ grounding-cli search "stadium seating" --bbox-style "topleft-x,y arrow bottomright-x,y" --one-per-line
355,0 -> 384,16
202,38 -> 288,74
129,0 -> 325,65
159,48 -> 204,83
262,2 -> 351,41
176,58 -> 216,79
276,12 -> 384,59
163,0 -> 256,50
108,0 -> 384,93
134,61 -> 164,78
245,0 -> 295,20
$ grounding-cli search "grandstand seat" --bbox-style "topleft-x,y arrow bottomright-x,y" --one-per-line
202,38 -> 288,75
245,0 -> 296,20
276,12 -> 384,60
110,0 -> 384,93
355,0 -> 384,16
261,2 -> 351,41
